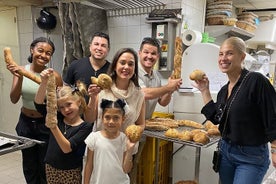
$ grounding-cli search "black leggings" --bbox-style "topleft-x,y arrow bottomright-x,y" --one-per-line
16,113 -> 49,184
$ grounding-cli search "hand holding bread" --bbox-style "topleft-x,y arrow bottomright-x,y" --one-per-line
91,73 -> 112,89
4,47 -> 42,84
189,69 -> 205,81
125,125 -> 143,142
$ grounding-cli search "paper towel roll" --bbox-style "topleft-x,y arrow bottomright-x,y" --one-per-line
182,30 -> 202,46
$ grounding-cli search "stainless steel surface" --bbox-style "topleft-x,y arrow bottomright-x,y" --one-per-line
143,128 -> 220,148
0,131 -> 44,156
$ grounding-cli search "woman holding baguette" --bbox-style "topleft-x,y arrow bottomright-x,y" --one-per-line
192,37 -> 276,184
6,37 -> 62,184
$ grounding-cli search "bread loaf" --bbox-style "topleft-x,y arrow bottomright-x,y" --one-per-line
91,73 -> 112,89
125,125 -> 143,142
189,69 -> 205,81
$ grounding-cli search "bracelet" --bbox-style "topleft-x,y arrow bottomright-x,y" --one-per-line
271,148 -> 276,154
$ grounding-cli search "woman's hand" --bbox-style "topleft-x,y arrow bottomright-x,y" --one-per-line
6,64 -> 23,78
87,84 -> 102,97
191,75 -> 210,92
40,68 -> 54,84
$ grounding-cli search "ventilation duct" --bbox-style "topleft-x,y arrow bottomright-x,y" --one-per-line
246,18 -> 276,50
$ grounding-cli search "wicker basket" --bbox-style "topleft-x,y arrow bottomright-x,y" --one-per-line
206,15 -> 227,25
222,18 -> 237,26
236,21 -> 257,32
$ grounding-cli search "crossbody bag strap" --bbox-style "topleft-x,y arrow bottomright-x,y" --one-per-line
221,71 -> 250,137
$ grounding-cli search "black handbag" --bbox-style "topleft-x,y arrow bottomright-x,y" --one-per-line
211,72 -> 250,173
212,149 -> 221,172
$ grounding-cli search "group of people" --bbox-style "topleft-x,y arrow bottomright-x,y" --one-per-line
6,32 -> 182,184
5,31 -> 276,184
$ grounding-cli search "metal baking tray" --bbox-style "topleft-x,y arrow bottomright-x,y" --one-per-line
143,126 -> 220,148
0,131 -> 44,156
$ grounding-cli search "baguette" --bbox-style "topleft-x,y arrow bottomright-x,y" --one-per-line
4,47 -> 41,84
46,73 -> 58,128
171,37 -> 183,79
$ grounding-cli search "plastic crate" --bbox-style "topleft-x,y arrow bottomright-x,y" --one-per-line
137,137 -> 173,184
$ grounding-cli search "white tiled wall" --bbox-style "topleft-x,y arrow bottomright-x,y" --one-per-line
107,0 -> 207,114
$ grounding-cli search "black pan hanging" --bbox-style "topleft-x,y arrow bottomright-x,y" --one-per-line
36,9 -> 57,30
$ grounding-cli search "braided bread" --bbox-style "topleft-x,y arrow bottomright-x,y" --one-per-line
171,37 -> 183,79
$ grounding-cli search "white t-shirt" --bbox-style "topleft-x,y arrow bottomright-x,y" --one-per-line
85,131 -> 130,184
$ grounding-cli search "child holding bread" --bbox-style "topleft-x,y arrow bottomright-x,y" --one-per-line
34,68 -> 92,184
84,99 -> 136,184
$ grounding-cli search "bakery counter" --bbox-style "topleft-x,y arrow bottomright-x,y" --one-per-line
143,129 -> 220,184
0,131 -> 44,156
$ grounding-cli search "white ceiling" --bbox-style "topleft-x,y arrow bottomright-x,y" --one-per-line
1,0 -> 276,15
232,0 -> 276,10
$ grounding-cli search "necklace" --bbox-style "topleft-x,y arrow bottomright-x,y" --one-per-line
64,124 -> 69,135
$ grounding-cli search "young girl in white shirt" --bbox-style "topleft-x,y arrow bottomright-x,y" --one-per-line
83,99 -> 135,184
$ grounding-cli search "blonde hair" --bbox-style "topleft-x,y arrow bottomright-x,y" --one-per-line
57,81 -> 87,115
222,37 -> 246,54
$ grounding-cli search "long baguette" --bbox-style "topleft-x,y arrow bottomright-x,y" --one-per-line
46,73 -> 57,128
4,47 -> 42,84
171,37 -> 183,79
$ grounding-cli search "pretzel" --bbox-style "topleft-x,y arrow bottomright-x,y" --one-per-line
4,47 -> 41,84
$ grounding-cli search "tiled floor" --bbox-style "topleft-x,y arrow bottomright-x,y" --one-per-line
0,151 -> 25,184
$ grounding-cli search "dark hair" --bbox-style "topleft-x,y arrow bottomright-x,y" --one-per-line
28,37 -> 55,63
100,99 -> 126,116
91,31 -> 110,49
108,48 -> 140,87
139,37 -> 161,55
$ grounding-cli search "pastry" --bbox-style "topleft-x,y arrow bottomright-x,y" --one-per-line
171,37 -> 183,79
178,130 -> 193,141
46,74 -> 58,128
193,131 -> 210,145
189,69 -> 205,81
91,73 -> 112,89
164,128 -> 179,138
125,124 -> 143,142
145,123 -> 169,131
207,128 -> 221,136
177,120 -> 204,129
4,47 -> 42,84
204,120 -> 215,130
